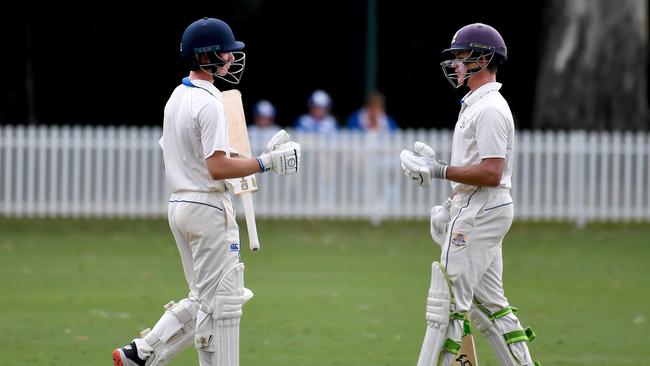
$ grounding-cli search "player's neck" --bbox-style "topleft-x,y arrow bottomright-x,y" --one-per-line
188,70 -> 215,83
467,71 -> 496,91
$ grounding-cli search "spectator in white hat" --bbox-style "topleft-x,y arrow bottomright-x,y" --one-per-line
248,99 -> 281,155
248,100 -> 280,134
294,89 -> 338,133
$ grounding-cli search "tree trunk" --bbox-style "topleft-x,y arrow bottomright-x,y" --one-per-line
533,0 -> 648,130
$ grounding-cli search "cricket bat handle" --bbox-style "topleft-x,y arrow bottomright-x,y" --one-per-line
240,192 -> 260,252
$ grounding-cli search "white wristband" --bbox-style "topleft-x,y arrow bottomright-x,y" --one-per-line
432,161 -> 448,180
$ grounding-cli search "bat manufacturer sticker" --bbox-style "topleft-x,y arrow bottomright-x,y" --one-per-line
455,354 -> 473,366
239,177 -> 249,191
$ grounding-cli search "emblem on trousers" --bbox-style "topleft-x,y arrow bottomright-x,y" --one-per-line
451,232 -> 467,247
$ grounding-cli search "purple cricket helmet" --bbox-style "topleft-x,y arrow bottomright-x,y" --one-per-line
443,23 -> 507,60
440,23 -> 507,88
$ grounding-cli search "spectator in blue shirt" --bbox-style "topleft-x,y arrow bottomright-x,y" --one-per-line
294,89 -> 338,133
347,90 -> 398,132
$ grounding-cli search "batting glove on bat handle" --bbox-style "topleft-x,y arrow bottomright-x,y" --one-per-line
265,129 -> 290,152
257,141 -> 300,175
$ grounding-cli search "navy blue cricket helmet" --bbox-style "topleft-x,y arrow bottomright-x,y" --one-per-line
180,17 -> 246,84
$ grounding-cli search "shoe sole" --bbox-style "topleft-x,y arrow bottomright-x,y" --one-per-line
112,349 -> 125,366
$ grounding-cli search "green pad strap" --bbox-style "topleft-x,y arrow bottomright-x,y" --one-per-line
525,326 -> 536,342
450,312 -> 466,321
492,306 -> 517,319
463,318 -> 472,336
437,338 -> 462,366
534,362 -> 541,366
442,338 -> 461,355
472,298 -> 517,321
503,330 -> 529,345
472,298 -> 492,317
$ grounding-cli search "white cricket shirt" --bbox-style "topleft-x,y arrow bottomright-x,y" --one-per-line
159,78 -> 230,193
450,82 -> 514,192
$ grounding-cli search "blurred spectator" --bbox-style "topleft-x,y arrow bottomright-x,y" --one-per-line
248,100 -> 280,134
294,89 -> 338,133
346,90 -> 398,132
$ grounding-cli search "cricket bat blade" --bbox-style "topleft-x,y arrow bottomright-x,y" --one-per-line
241,192 -> 260,251
454,334 -> 479,366
222,89 -> 262,252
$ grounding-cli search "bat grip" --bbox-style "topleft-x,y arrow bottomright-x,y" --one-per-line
240,192 -> 260,251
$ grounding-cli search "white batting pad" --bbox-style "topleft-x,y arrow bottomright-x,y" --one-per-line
417,262 -> 452,366
469,305 -> 535,366
135,297 -> 199,366
197,263 -> 254,366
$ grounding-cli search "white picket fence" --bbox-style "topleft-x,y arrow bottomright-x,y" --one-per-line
1,125 -> 649,224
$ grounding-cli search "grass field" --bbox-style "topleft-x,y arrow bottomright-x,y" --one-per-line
1,218 -> 649,365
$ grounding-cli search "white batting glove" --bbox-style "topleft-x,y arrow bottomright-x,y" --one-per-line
257,141 -> 300,175
430,197 -> 453,247
400,142 -> 448,187
265,129 -> 290,152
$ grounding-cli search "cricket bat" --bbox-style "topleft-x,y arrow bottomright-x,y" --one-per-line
454,331 -> 479,366
222,89 -> 260,252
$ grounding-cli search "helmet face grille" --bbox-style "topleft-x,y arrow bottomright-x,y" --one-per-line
198,51 -> 247,84
440,50 -> 494,89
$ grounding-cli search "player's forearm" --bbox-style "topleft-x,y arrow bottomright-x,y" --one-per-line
207,157 -> 261,180
445,165 -> 501,187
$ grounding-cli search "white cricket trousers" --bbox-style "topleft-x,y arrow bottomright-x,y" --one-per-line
441,187 -> 514,313
440,187 -> 535,365
169,191 -> 242,365
439,187 -> 515,365
168,191 -> 241,301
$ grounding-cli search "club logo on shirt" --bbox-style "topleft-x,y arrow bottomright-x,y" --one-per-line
457,116 -> 467,129
230,243 -> 240,252
451,232 -> 467,247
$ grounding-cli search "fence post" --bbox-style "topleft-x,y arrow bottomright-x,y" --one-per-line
37,126 -> 48,217
543,131 -> 554,220
2,126 -> 14,217
569,131 -> 587,227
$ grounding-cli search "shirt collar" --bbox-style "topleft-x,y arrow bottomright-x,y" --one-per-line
460,82 -> 502,107
181,77 -> 222,99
